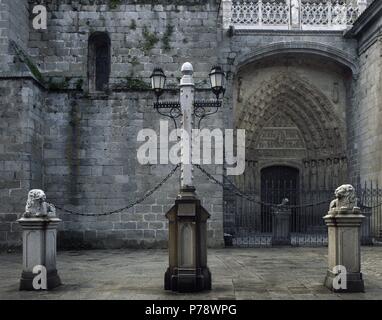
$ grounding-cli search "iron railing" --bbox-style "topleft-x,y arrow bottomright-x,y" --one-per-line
223,180 -> 382,247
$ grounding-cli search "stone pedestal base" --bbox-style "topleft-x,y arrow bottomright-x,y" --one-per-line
165,187 -> 211,293
20,269 -> 61,291
323,208 -> 365,293
18,217 -> 62,291
272,209 -> 291,246
165,267 -> 211,293
324,270 -> 364,293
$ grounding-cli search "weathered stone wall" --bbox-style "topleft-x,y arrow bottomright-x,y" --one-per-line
8,0 -> 29,50
44,89 -> 223,249
0,0 -> 30,72
349,10 -> 382,184
28,0 -> 219,87
25,0 -> 224,249
0,79 -> 45,250
0,0 -> 9,70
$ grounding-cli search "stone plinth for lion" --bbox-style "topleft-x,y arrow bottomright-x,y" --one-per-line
18,189 -> 62,290
272,198 -> 291,246
323,184 -> 365,293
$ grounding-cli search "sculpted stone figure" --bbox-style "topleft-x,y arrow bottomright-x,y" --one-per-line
23,189 -> 56,218
274,198 -> 290,213
290,0 -> 300,26
329,184 -> 357,212
277,198 -> 289,207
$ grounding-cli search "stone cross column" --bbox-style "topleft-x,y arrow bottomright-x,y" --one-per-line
18,190 -> 62,290
323,184 -> 365,292
180,62 -> 194,190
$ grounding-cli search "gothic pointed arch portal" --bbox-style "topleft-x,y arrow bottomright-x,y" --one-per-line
224,67 -> 350,247
236,72 -> 348,192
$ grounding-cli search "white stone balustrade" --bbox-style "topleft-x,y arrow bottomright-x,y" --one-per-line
222,0 -> 367,31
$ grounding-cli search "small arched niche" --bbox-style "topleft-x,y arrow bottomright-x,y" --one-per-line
88,32 -> 111,92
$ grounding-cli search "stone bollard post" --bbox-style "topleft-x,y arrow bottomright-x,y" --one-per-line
272,198 -> 291,246
323,184 -> 365,293
18,190 -> 62,290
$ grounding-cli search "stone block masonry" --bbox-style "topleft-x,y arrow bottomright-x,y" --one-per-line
28,0 -> 220,87
43,90 -> 224,250
0,0 -> 224,250
0,79 -> 45,250
351,39 -> 382,183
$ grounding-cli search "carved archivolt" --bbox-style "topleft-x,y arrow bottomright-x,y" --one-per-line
236,72 -> 346,159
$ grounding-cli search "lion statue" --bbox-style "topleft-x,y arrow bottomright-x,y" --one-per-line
23,189 -> 56,218
329,184 -> 357,212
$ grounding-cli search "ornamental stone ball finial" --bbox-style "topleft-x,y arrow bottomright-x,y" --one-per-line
181,62 -> 193,75
180,62 -> 194,87
23,189 -> 56,218
329,184 -> 358,213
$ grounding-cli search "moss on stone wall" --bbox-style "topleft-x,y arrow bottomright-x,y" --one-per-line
109,0 -> 122,9
129,19 -> 137,30
140,26 -> 160,54
11,40 -> 44,83
162,24 -> 174,52
125,77 -> 151,90
75,79 -> 84,91
47,77 -> 71,91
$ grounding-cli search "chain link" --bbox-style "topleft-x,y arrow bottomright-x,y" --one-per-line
55,162 -> 382,216
195,164 -> 331,209
358,201 -> 382,210
55,164 -> 180,217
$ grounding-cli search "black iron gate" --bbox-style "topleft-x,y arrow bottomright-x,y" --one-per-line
357,181 -> 382,244
260,166 -> 299,233
223,176 -> 382,247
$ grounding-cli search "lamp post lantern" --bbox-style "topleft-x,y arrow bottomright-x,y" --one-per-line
150,67 -> 166,101
151,62 -> 225,292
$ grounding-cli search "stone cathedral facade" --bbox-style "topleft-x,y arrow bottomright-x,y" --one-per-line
0,0 -> 381,250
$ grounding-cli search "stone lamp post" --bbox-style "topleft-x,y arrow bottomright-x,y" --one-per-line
150,63 -> 225,292
323,184 -> 365,293
18,189 -> 62,290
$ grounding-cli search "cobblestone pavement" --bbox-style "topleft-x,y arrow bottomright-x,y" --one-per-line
0,247 -> 382,300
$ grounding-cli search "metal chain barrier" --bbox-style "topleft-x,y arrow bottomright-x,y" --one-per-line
195,164 -> 331,209
54,162 -> 382,216
55,164 -> 180,217
358,201 -> 382,209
